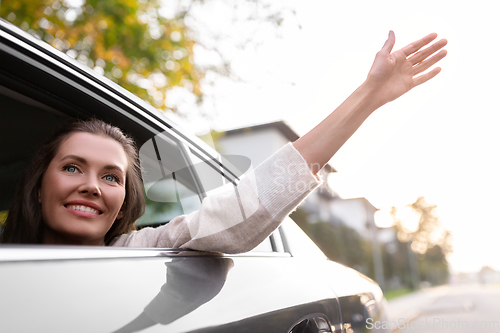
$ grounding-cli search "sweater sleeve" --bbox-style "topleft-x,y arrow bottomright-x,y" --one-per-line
110,142 -> 322,253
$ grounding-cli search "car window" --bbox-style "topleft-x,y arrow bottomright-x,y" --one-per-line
137,130 -> 275,253
0,87 -> 275,251
137,130 -> 253,226
0,87 -> 226,229
0,84 -> 193,228
136,132 -> 202,227
0,81 -> 276,253
0,24 -> 276,252
280,218 -> 327,259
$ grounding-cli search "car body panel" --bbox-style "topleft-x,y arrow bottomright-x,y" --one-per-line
0,249 -> 341,333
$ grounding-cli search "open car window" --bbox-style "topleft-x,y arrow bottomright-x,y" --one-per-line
0,86 -> 206,228
0,85 -> 276,252
0,21 -> 277,252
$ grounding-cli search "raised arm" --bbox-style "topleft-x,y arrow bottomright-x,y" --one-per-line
293,31 -> 448,174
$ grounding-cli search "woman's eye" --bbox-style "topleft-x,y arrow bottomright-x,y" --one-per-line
64,165 -> 78,173
104,175 -> 118,182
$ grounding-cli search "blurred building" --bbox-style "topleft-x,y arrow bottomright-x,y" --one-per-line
217,121 -> 373,224
216,121 -> 335,179
217,121 -> 375,235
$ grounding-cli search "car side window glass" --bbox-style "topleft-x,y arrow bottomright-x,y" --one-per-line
142,136 -> 275,253
136,133 -> 203,228
186,145 -> 274,253
280,217 -> 327,258
137,132 -> 258,230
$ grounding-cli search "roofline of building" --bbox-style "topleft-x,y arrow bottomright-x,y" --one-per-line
221,121 -> 336,173
341,197 -> 379,211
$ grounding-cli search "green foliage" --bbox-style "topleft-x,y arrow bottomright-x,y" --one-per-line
1,0 -> 203,111
1,0 -> 295,116
381,231 -> 414,288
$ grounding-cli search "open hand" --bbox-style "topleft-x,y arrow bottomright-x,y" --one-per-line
365,31 -> 447,107
294,31 -> 448,174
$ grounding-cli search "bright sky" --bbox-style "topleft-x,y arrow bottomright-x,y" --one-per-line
183,0 -> 500,273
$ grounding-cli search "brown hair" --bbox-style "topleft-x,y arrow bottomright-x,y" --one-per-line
2,118 -> 145,244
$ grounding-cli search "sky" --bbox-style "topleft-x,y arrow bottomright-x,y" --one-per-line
181,0 -> 500,273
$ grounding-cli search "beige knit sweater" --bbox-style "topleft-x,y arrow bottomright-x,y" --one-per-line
110,143 -> 322,253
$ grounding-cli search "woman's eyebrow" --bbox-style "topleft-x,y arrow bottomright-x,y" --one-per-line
60,155 -> 124,173
60,155 -> 86,164
103,165 -> 125,174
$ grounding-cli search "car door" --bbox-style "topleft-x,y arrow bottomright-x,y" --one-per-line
0,245 -> 343,333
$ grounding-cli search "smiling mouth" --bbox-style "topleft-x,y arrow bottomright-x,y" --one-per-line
65,205 -> 103,215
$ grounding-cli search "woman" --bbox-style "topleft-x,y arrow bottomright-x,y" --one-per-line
2,120 -> 145,245
1,31 -> 447,251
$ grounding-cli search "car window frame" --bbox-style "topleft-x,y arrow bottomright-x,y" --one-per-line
1,18 -> 286,256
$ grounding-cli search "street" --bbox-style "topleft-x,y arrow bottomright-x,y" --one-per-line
386,284 -> 500,332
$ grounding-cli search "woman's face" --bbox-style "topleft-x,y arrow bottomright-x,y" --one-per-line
39,132 -> 128,245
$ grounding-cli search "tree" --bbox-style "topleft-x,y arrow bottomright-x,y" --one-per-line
1,0 -> 294,117
391,196 -> 452,256
2,0 -> 201,110
381,233 -> 410,289
390,197 -> 452,287
418,244 -> 449,285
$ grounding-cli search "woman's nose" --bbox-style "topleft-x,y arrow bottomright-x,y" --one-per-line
78,177 -> 102,197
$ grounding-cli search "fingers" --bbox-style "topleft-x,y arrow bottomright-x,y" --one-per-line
412,49 -> 447,75
403,33 -> 447,87
401,32 -> 438,57
380,30 -> 395,54
414,67 -> 442,87
408,38 -> 448,66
